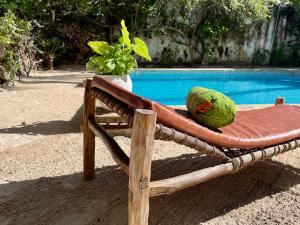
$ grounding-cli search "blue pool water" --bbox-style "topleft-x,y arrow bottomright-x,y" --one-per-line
130,70 -> 300,105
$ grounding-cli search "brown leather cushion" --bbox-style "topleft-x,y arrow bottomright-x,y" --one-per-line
92,76 -> 300,149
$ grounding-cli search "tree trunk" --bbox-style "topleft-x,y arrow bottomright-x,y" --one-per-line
0,67 -> 6,84
269,6 -> 281,66
46,54 -> 55,71
49,9 -> 56,36
199,39 -> 206,65
50,9 -> 56,26
189,37 -> 194,64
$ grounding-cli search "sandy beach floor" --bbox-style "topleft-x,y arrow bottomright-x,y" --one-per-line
0,67 -> 299,225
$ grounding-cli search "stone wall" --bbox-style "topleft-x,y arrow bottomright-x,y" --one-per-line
145,6 -> 294,65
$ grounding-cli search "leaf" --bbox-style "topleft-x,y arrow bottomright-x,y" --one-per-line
87,41 -> 112,55
195,100 -> 213,113
86,56 -> 107,75
0,36 -> 12,44
123,55 -> 137,73
132,37 -> 152,61
120,20 -> 131,48
118,37 -> 123,44
114,61 -> 126,75
104,59 -> 115,71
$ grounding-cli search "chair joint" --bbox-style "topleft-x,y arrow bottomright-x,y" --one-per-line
139,178 -> 149,190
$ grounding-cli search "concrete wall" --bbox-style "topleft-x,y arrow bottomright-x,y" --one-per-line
145,7 -> 292,65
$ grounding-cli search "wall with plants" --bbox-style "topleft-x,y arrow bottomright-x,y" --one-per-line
144,2 -> 300,66
269,0 -> 300,66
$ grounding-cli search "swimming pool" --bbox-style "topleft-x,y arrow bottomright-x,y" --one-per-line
130,70 -> 300,105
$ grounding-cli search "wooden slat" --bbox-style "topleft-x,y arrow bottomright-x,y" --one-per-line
106,128 -> 132,138
88,118 -> 130,175
100,124 -> 130,130
149,162 -> 233,197
149,140 -> 298,196
95,114 -> 124,124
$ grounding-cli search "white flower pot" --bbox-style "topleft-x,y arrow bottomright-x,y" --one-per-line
99,74 -> 133,92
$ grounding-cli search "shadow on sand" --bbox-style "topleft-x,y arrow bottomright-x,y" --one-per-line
0,153 -> 299,225
0,105 -> 83,136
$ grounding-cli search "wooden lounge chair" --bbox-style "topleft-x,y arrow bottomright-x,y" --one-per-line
82,76 -> 300,225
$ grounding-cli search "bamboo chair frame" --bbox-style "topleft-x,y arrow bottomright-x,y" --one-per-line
83,79 -> 299,225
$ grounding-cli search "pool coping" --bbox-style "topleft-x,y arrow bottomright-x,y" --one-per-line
172,104 -> 300,109
137,68 -> 300,72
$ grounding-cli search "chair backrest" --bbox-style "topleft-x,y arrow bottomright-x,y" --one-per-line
92,76 -> 153,109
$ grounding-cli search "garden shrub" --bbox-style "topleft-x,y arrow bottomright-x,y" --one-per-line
159,46 -> 179,66
0,10 -> 35,85
36,37 -> 69,70
252,49 -> 270,66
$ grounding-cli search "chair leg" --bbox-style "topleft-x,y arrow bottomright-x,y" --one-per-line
128,109 -> 157,225
83,79 -> 96,180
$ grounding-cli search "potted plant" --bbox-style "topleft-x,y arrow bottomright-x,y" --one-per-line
86,20 -> 151,92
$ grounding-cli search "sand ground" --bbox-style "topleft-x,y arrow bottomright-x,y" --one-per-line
0,67 -> 299,225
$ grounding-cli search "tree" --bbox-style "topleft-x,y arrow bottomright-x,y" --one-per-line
140,0 -> 275,64
0,0 -> 281,66
0,0 -> 101,31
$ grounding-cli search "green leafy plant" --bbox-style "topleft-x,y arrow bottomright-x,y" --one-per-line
252,49 -> 270,66
159,46 -> 179,65
271,43 -> 299,66
87,20 -> 151,76
37,37 -> 66,70
0,10 -> 33,85
200,21 -> 228,63
144,0 -> 274,64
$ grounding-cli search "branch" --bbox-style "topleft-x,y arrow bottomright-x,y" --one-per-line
133,26 -> 186,36
167,35 -> 201,55
134,0 -> 142,31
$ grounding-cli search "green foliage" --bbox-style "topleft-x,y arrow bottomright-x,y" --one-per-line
272,43 -> 300,66
98,0 -> 156,29
268,1 -> 300,66
200,21 -> 228,61
132,37 -> 152,61
37,37 -> 68,69
0,10 -> 31,47
252,49 -> 270,66
200,22 -> 228,41
286,0 -> 300,65
0,0 -> 99,20
290,0 -> 300,21
273,45 -> 286,65
1,0 -> 293,67
0,10 -> 32,85
86,20 -> 151,76
159,46 -> 179,65
146,0 -> 274,63
37,38 -> 66,56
